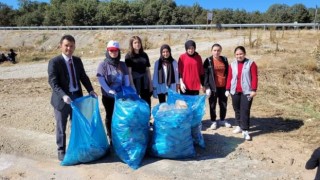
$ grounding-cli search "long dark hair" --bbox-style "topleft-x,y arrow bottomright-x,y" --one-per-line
128,36 -> 144,56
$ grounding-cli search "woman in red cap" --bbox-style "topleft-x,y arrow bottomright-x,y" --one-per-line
96,40 -> 130,138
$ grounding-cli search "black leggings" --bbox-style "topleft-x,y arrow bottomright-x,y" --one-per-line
208,87 -> 228,121
102,95 -> 115,138
140,88 -> 152,108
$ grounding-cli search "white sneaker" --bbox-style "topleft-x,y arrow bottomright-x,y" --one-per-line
232,126 -> 242,134
210,122 -> 217,130
242,130 -> 251,141
221,120 -> 232,128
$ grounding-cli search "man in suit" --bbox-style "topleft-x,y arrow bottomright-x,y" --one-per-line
306,147 -> 320,180
48,34 -> 97,161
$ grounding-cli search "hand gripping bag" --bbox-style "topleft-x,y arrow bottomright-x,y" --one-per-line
112,87 -> 150,169
150,103 -> 195,158
61,96 -> 109,166
167,89 -> 206,148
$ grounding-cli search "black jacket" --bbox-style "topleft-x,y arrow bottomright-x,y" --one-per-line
48,55 -> 93,110
306,147 -> 320,180
203,56 -> 228,91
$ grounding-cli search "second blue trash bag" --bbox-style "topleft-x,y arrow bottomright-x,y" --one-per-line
167,89 -> 206,148
61,96 -> 109,166
150,103 -> 195,159
112,87 -> 150,169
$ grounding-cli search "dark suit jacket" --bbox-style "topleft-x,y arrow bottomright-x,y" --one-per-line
306,147 -> 320,180
48,55 -> 93,110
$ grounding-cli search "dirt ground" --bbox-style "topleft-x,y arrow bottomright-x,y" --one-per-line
0,29 -> 319,179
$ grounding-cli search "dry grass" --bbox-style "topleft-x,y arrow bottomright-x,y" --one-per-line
247,29 -> 320,144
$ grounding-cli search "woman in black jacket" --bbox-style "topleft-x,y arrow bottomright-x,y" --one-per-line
203,44 -> 231,130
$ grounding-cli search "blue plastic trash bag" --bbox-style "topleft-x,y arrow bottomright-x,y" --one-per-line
167,89 -> 206,148
61,96 -> 109,166
112,88 -> 150,169
150,103 -> 195,158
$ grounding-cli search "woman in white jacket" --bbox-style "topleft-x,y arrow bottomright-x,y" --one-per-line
152,44 -> 179,103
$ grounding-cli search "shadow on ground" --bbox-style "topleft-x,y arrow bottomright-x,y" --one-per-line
62,117 -> 304,169
202,117 -> 304,137
248,117 -> 304,137
87,132 -> 244,168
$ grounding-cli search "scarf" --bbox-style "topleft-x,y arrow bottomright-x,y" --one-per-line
158,44 -> 175,86
105,50 -> 121,66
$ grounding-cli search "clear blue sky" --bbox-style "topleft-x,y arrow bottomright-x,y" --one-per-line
0,0 -> 318,12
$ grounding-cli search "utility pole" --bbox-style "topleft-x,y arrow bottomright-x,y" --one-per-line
314,5 -> 318,30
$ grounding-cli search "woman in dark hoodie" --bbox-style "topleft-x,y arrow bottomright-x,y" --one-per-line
96,40 -> 130,138
152,44 -> 179,103
203,43 -> 231,130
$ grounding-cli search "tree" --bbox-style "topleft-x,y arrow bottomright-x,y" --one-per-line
15,0 -> 48,26
265,4 -> 292,23
43,0 -> 67,26
0,3 -> 16,26
213,9 -> 234,24
289,4 -> 311,23
191,3 -> 204,24
72,0 -> 99,25
247,11 -> 264,23
157,0 -> 176,25
171,6 -> 192,25
105,0 -> 131,25
232,9 -> 248,24
308,7 -> 320,23
142,0 -> 161,25
126,0 -> 144,25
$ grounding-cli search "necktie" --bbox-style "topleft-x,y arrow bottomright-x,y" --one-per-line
68,59 -> 77,89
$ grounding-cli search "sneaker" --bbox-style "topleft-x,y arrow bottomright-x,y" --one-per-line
232,126 -> 242,134
58,151 -> 65,161
242,130 -> 251,141
149,122 -> 153,131
210,122 -> 217,130
221,120 -> 232,128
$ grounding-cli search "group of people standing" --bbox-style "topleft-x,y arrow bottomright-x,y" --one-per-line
0,49 -> 17,64
48,34 -> 258,161
203,44 -> 258,141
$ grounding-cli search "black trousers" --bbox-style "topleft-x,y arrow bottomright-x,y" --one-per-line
208,87 -> 227,121
140,88 -> 152,109
158,93 -> 167,103
231,93 -> 253,131
133,77 -> 152,110
102,95 -> 115,138
181,90 -> 199,95
54,92 -> 81,153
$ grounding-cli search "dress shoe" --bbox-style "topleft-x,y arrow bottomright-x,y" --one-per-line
58,151 -> 65,161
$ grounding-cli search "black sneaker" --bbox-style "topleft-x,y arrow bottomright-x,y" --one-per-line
58,151 -> 65,161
